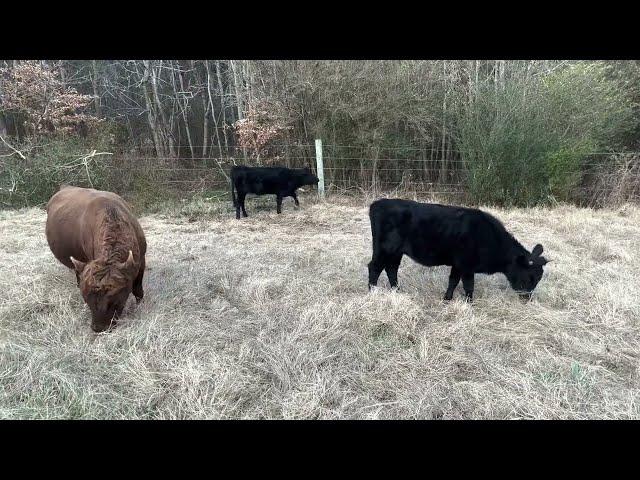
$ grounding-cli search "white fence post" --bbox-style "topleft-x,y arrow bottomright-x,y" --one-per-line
315,138 -> 325,198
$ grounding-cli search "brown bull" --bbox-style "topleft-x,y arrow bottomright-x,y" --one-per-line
45,186 -> 147,332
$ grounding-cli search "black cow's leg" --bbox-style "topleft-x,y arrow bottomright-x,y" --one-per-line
368,255 -> 385,290
292,192 -> 300,208
239,193 -> 248,217
444,267 -> 461,301
384,254 -> 403,289
461,273 -> 475,302
276,194 -> 283,214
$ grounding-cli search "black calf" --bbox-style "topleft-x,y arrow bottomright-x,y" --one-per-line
230,165 -> 319,219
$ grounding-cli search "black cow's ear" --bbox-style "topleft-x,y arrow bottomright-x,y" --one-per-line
533,256 -> 548,266
531,244 -> 544,257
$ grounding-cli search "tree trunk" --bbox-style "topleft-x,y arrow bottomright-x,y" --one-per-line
91,60 -> 102,118
230,60 -> 244,121
0,114 -> 7,139
175,61 -> 194,159
215,61 -> 230,151
192,60 -> 211,158
140,60 -> 165,158
475,60 -> 479,100
148,60 -> 175,157
440,60 -> 448,183
58,60 -> 67,86
204,60 -> 223,155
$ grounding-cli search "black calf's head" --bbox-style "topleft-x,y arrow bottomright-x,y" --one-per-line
297,168 -> 319,187
506,244 -> 548,300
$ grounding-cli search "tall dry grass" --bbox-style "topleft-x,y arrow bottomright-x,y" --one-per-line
1,194 -> 639,419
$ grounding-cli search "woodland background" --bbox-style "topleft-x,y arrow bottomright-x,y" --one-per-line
1,60 -> 639,210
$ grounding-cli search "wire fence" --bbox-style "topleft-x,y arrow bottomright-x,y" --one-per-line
4,143 -> 638,208
97,144 -> 640,205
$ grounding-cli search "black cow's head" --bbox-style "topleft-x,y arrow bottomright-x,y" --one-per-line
505,244 -> 548,301
297,167 -> 319,187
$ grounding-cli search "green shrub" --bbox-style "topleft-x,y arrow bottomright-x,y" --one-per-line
0,138 -> 113,208
453,62 -> 637,206
545,141 -> 594,202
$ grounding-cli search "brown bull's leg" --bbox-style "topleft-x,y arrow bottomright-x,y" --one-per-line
133,257 -> 145,303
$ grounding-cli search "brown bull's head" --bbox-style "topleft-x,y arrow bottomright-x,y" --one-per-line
70,250 -> 137,332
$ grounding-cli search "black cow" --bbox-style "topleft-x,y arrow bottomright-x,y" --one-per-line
368,199 -> 549,301
230,165 -> 319,219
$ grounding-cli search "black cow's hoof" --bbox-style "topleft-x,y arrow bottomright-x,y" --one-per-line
443,294 -> 453,301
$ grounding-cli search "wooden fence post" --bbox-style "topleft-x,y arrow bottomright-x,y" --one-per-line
315,139 -> 325,198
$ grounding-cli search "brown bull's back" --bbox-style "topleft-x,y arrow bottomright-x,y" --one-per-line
46,186 -> 146,269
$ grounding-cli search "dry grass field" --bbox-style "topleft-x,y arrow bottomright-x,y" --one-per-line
1,194 -> 639,419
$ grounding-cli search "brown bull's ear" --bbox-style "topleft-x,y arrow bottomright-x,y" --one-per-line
70,256 -> 87,274
119,250 -> 135,272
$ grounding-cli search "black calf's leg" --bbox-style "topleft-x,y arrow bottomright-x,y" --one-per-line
384,254 -> 403,289
292,192 -> 300,208
444,267 -> 461,300
276,194 -> 283,214
461,273 -> 475,302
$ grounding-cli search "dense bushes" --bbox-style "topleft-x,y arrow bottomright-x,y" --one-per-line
0,138 -> 111,208
0,130 -> 171,211
453,62 -> 637,206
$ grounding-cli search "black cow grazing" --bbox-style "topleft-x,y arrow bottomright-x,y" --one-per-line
368,199 -> 549,301
230,165 -> 319,219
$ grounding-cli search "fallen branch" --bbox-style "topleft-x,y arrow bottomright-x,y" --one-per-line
0,135 -> 26,160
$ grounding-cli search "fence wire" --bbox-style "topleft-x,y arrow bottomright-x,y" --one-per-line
98,146 -> 640,204
3,144 -> 639,207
